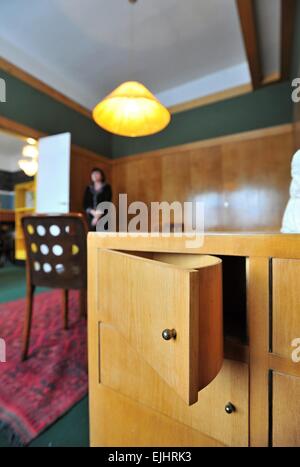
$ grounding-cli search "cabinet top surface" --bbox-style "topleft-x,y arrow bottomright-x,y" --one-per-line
88,232 -> 300,259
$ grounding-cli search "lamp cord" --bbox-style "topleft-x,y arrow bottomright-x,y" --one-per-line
128,0 -> 137,80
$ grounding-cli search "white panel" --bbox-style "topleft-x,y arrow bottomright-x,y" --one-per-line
36,133 -> 71,213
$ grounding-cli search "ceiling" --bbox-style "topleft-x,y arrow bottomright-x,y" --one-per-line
0,0 -> 282,110
0,131 -> 25,172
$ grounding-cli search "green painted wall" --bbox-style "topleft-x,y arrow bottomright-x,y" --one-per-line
0,70 -> 112,157
112,81 -> 293,158
0,72 -> 294,161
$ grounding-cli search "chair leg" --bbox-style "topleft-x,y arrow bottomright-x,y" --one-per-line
22,284 -> 35,361
62,289 -> 69,330
79,288 -> 87,319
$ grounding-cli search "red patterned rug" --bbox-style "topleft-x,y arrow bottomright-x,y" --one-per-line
0,290 -> 87,445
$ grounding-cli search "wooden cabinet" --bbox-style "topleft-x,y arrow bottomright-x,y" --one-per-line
273,259 -> 300,359
89,233 -> 300,447
273,372 -> 300,447
97,250 -> 223,405
88,240 -> 250,447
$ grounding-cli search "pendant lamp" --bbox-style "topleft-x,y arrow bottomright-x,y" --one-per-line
18,140 -> 39,176
93,81 -> 171,137
18,158 -> 38,177
92,1 -> 171,137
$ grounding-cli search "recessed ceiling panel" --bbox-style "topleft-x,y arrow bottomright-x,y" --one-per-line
0,0 -> 249,109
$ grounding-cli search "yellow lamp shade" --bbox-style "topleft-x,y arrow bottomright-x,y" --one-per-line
92,81 -> 171,137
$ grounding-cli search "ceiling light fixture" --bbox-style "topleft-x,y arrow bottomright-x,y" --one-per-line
92,0 -> 171,137
22,144 -> 39,159
26,137 -> 37,145
18,158 -> 38,177
19,141 -> 39,176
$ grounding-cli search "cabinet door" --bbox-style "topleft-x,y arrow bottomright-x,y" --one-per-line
97,250 -> 222,405
273,372 -> 300,446
273,259 -> 300,359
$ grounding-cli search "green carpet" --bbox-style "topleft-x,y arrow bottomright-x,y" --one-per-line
0,263 -> 89,447
0,263 -> 49,302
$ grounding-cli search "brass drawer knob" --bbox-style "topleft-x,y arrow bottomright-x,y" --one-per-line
162,329 -> 177,341
225,402 -> 235,414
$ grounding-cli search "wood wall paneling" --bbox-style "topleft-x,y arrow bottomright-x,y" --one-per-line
112,125 -> 293,232
113,157 -> 162,206
70,147 -> 112,213
1,115 -> 293,231
189,146 -> 225,230
161,152 -> 191,205
220,133 -> 292,230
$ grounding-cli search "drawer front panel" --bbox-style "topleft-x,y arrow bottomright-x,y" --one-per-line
273,372 -> 300,447
273,259 -> 300,359
100,323 -> 248,447
92,385 -> 224,447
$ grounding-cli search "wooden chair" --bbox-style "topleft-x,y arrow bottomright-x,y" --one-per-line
21,213 -> 88,360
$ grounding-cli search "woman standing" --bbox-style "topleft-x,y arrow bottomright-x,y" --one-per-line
83,168 -> 112,231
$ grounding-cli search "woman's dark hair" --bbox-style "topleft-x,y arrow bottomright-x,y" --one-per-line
91,167 -> 106,183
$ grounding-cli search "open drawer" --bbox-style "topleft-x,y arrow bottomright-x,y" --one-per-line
97,250 -> 223,405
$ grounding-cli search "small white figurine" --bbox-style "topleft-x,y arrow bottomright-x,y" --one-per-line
281,150 -> 300,233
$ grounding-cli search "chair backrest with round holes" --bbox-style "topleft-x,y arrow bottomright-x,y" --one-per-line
22,214 -> 88,289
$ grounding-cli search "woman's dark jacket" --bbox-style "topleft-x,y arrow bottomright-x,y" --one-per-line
83,183 -> 112,230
